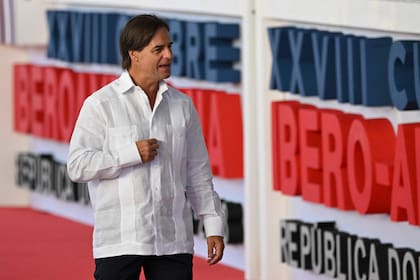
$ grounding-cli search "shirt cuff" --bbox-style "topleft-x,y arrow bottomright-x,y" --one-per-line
203,215 -> 224,237
117,143 -> 142,167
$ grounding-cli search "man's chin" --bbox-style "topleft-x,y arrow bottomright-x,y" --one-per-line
160,72 -> 171,80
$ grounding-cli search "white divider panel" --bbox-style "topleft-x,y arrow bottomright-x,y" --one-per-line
255,0 -> 420,279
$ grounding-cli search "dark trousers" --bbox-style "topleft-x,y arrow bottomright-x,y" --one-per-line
94,254 -> 193,280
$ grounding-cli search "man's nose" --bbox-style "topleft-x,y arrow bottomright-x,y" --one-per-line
163,47 -> 172,59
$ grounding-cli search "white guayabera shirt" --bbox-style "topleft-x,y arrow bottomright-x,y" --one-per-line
67,71 -> 224,258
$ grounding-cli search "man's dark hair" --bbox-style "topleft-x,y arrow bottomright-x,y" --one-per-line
119,14 -> 169,70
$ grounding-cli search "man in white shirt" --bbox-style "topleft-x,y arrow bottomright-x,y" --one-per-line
67,14 -> 225,280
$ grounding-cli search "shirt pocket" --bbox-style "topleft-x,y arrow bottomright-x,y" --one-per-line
106,125 -> 137,151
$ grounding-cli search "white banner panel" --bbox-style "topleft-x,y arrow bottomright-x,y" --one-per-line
261,0 -> 420,34
50,0 -> 245,17
11,0 -> 52,46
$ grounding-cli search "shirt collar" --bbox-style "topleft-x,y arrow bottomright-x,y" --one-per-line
112,71 -> 135,94
115,71 -> 169,96
157,80 -> 169,96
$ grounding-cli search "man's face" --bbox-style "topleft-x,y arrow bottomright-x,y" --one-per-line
133,27 -> 173,82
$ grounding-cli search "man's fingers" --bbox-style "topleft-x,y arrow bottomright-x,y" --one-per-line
207,236 -> 225,265
207,240 -> 214,259
148,138 -> 158,146
148,139 -> 159,152
136,138 -> 159,162
207,244 -> 223,265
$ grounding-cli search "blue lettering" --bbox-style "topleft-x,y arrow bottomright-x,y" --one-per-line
388,41 -> 418,110
346,35 -> 362,105
312,31 -> 339,99
414,43 -> 420,108
289,29 -> 317,96
83,13 -> 92,62
169,19 -> 185,77
69,11 -> 84,62
334,35 -> 350,103
204,22 -> 240,82
46,11 -> 58,59
100,13 -> 121,64
186,22 -> 205,80
114,15 -> 132,67
46,10 -> 240,83
360,37 -> 392,106
90,13 -> 101,63
56,11 -> 70,61
267,26 -> 420,111
268,27 -> 294,91
289,29 -> 305,94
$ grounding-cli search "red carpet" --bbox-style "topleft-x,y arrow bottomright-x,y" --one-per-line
0,207 -> 244,280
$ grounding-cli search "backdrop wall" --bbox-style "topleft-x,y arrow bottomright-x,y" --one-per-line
2,0 -> 420,279
0,45 -> 29,206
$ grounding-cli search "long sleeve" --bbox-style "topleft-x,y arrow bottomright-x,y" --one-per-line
185,101 -> 225,237
67,97 -> 141,183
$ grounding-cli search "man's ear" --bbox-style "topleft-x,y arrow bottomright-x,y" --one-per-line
129,50 -> 139,62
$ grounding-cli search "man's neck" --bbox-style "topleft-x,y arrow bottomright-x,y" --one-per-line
128,70 -> 159,103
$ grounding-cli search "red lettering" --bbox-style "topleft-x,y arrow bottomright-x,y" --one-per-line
14,64 -> 243,179
271,101 -> 420,227
417,128 -> 420,224
101,74 -> 117,86
30,65 -> 44,137
271,102 -> 281,191
390,124 -> 419,225
193,89 -> 213,147
44,67 -> 59,140
75,73 -> 89,118
181,88 -> 213,148
299,106 -> 322,203
321,110 -> 354,210
347,119 -> 394,214
208,92 -> 243,178
271,101 -> 300,195
14,64 -> 120,142
13,65 -> 31,133
57,70 -> 76,142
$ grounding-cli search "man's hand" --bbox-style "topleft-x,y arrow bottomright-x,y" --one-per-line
136,138 -> 159,162
207,236 -> 224,265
